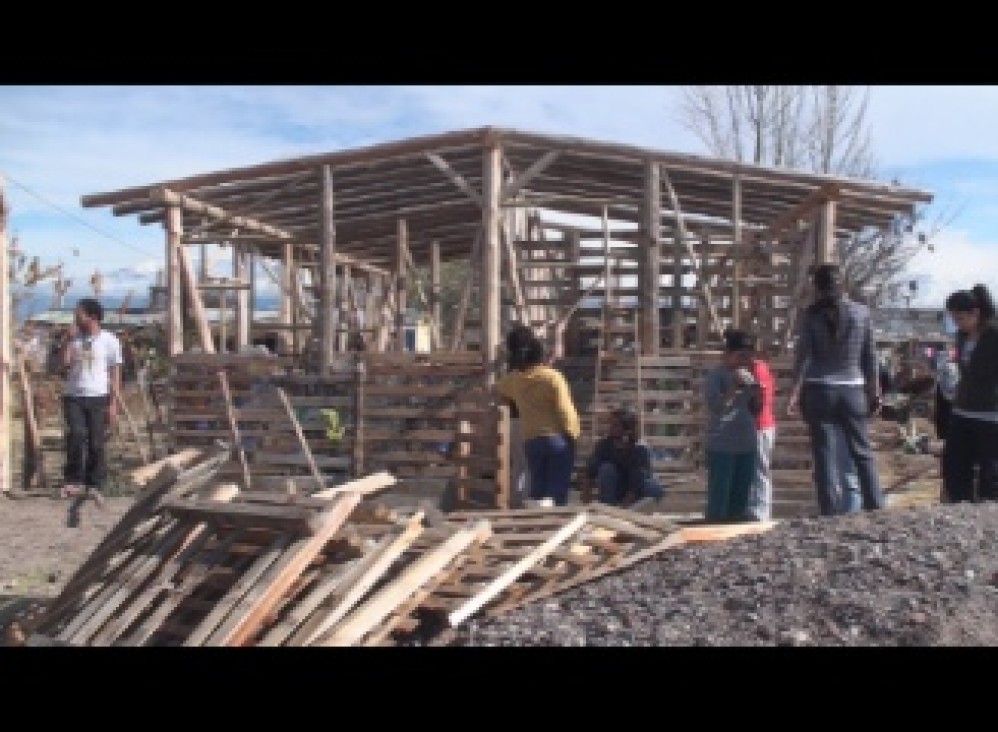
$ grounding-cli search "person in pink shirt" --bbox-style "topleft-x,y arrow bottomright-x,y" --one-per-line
742,337 -> 776,521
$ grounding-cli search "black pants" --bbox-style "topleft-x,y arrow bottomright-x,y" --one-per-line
802,384 -> 885,515
943,414 -> 998,502
63,395 -> 110,488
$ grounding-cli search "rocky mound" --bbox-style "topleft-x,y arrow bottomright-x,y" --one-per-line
454,503 -> 998,646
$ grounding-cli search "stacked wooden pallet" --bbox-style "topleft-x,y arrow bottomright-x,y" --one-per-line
168,353 -> 505,508
16,451 -> 775,647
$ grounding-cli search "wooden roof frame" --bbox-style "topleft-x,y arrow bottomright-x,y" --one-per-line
82,126 -> 934,269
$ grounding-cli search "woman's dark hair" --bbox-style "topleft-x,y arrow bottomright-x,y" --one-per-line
611,408 -> 638,437
946,285 -> 996,320
809,264 -> 844,338
506,325 -> 544,370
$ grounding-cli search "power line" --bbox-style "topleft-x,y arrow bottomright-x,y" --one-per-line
4,173 -> 157,258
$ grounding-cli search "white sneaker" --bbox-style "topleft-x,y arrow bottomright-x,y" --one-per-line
60,483 -> 84,499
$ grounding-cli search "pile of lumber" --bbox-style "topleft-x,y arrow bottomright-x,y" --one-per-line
17,450 -> 775,647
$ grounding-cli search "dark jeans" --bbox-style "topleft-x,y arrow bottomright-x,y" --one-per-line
63,395 -> 110,488
801,384 -> 884,515
595,462 -> 664,505
524,434 -> 576,506
706,451 -> 755,522
943,414 -> 998,502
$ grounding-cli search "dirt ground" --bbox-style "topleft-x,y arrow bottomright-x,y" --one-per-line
0,496 -> 132,637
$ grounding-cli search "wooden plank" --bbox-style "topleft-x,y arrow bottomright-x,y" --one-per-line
502,150 -> 559,200
447,512 -> 588,626
128,448 -> 204,488
60,519 -> 189,644
122,529 -> 245,646
274,386 -> 325,492
583,514 -> 664,542
287,514 -> 426,646
160,498 -> 318,536
205,492 -> 363,646
89,483 -> 242,645
183,534 -> 291,646
425,152 -> 482,206
316,520 -> 491,646
679,521 -> 778,543
309,471 -> 396,499
496,528 -> 689,615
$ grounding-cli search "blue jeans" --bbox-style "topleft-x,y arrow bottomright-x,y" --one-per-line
833,425 -> 862,514
524,434 -> 576,506
596,462 -> 663,505
802,384 -> 884,516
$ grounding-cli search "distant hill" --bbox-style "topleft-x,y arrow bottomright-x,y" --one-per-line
14,290 -> 281,325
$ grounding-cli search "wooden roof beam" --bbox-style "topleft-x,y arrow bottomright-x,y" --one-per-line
148,190 -> 388,277
752,184 -> 841,242
82,128 -> 491,208
496,129 -> 934,203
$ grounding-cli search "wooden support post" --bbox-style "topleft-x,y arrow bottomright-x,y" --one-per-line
291,262 -> 301,356
697,233 -> 709,349
16,352 -> 43,490
732,176 -> 743,328
279,242 -> 294,355
450,228 -> 481,352
248,246 -> 257,346
319,164 -> 336,373
496,404 -> 510,510
233,244 -> 249,352
176,245 -> 252,491
395,220 -> 408,352
0,180 -> 10,495
481,143 -> 502,380
199,243 -> 208,282
566,231 -> 582,356
428,240 -> 442,351
219,274 -> 227,355
352,357 -> 365,477
337,265 -> 351,353
816,198 -> 837,264
643,160 -> 662,355
166,205 -> 184,356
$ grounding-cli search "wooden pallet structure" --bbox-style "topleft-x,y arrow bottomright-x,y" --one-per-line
17,451 -> 778,647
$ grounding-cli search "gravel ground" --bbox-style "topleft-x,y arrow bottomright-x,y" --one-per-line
455,503 -> 998,647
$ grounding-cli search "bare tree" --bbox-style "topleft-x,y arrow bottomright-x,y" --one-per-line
678,85 -> 953,300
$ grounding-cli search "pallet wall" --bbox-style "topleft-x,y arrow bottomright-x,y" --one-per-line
167,353 -> 506,507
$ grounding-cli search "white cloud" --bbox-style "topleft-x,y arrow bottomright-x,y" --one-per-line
906,228 -> 998,308
4,84 -> 998,302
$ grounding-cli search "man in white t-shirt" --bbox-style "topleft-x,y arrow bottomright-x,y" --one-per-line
59,298 -> 123,504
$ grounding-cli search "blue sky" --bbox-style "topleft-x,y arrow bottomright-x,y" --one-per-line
3,85 -> 998,307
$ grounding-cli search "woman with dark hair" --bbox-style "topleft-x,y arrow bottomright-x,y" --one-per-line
942,284 -> 998,503
787,264 -> 885,516
497,327 -> 581,506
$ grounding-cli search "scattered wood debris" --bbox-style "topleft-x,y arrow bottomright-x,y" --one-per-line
13,451 -> 776,646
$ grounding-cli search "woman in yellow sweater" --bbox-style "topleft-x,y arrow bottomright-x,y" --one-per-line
497,327 -> 581,506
